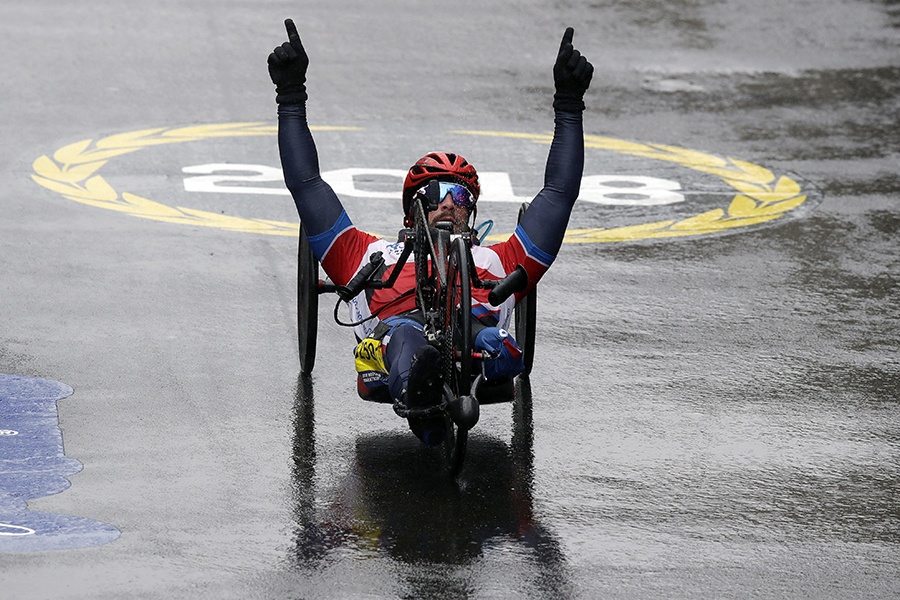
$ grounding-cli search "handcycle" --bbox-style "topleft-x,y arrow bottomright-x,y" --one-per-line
295,182 -> 537,475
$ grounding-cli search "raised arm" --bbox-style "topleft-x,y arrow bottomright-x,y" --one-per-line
516,27 -> 594,265
268,19 -> 353,259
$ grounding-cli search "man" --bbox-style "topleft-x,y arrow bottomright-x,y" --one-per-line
269,19 -> 592,445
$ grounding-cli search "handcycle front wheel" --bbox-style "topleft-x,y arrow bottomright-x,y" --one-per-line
297,224 -> 319,374
445,237 -> 473,395
442,236 -> 474,476
442,414 -> 468,478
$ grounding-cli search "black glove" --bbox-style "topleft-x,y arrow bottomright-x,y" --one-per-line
552,27 -> 593,112
268,18 -> 309,104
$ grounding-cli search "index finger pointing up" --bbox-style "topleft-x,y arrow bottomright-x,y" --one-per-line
284,18 -> 299,41
559,27 -> 574,50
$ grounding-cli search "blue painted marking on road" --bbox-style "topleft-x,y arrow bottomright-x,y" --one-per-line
0,374 -> 119,552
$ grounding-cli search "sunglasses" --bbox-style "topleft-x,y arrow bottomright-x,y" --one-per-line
416,181 -> 476,210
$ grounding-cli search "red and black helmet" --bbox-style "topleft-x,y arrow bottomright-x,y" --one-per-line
402,152 -> 480,220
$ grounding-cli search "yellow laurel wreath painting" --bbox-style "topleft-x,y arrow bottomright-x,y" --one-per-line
457,130 -> 809,243
32,122 -> 810,243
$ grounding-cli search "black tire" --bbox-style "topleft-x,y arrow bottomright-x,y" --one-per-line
446,237 -> 473,396
448,425 -> 468,478
511,375 -> 534,461
514,284 -> 536,375
297,225 -> 319,374
437,385 -> 468,478
515,203 -> 537,375
444,237 -> 473,476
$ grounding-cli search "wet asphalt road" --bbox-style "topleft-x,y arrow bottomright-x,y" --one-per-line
1,1 -> 898,598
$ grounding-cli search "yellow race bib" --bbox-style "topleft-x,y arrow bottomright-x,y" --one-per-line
354,337 -> 388,388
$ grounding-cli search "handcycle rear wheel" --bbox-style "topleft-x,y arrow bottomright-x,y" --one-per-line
514,202 -> 537,375
514,278 -> 536,375
297,224 -> 319,375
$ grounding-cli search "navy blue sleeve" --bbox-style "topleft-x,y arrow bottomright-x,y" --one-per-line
277,103 -> 347,238
516,109 -> 584,262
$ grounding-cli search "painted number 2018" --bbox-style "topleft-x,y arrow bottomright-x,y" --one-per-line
182,164 -> 685,206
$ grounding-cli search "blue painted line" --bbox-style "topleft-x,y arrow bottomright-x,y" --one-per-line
0,374 -> 119,552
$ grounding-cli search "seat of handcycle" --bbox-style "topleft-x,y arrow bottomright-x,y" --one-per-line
357,374 -> 515,405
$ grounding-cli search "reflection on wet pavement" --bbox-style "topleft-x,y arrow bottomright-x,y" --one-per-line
289,375 -> 580,597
